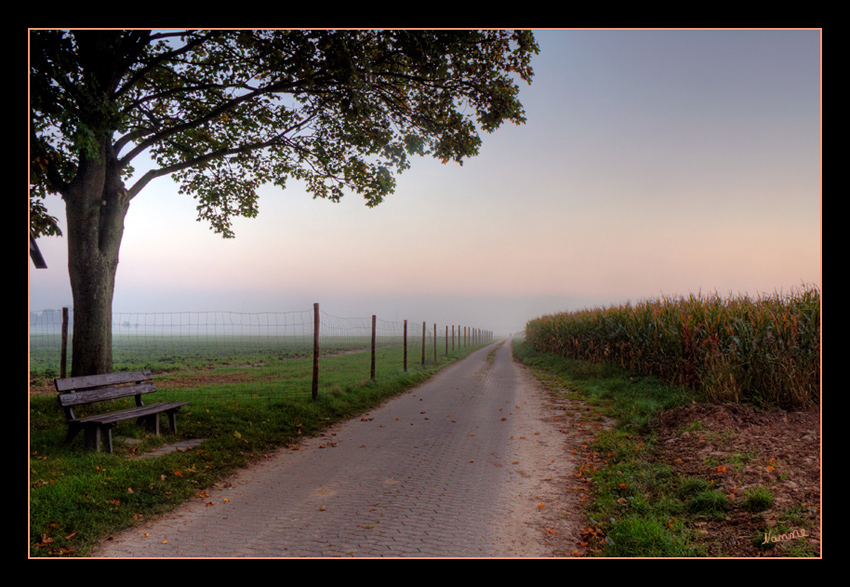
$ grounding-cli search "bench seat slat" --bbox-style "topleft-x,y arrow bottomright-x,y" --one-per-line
69,402 -> 189,426
58,381 -> 157,407
55,370 -> 153,392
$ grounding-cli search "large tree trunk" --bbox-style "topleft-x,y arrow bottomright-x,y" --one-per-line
63,139 -> 130,376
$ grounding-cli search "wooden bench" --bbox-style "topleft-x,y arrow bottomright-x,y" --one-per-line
55,370 -> 189,453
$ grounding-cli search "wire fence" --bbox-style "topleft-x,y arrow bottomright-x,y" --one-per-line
29,305 -> 494,392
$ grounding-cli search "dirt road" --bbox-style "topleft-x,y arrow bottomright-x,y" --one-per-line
94,338 -> 579,557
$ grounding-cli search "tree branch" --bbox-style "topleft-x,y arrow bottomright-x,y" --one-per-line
126,111 -> 320,198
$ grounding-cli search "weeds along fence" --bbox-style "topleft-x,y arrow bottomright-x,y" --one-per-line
30,303 -> 493,399
525,285 -> 821,409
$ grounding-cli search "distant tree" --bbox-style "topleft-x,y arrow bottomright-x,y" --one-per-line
29,29 -> 538,376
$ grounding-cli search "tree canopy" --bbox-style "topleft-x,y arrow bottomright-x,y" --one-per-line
30,29 -> 539,238
29,29 -> 538,375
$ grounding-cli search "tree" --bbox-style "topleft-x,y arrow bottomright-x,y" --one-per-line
29,29 -> 539,376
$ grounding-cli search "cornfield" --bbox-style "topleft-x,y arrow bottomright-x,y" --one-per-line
525,284 -> 820,409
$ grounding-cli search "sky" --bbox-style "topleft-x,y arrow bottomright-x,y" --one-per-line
28,29 -> 822,336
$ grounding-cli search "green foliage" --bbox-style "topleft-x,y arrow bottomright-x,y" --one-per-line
30,29 -> 539,238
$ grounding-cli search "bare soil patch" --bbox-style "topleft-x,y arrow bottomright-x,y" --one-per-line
648,402 -> 821,556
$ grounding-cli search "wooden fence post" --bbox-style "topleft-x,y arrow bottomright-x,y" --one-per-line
312,302 -> 319,400
60,307 -> 69,378
421,321 -> 426,366
434,323 -> 437,363
403,320 -> 408,372
371,315 -> 376,380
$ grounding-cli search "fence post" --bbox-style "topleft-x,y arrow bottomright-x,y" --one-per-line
403,320 -> 408,372
434,323 -> 437,363
445,325 -> 448,356
61,307 -> 69,378
371,314 -> 377,380
312,302 -> 319,400
421,321 -> 426,366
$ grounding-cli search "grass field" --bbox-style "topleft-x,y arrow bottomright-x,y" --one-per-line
29,334 -> 405,379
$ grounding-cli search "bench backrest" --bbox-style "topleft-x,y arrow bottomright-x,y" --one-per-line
56,370 -> 156,410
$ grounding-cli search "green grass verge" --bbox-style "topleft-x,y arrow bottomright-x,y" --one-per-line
30,342 -> 487,557
512,338 -> 715,557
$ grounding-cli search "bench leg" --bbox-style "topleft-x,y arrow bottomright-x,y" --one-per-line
137,414 -> 161,436
63,423 -> 82,447
166,410 -> 178,433
84,425 -> 114,453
